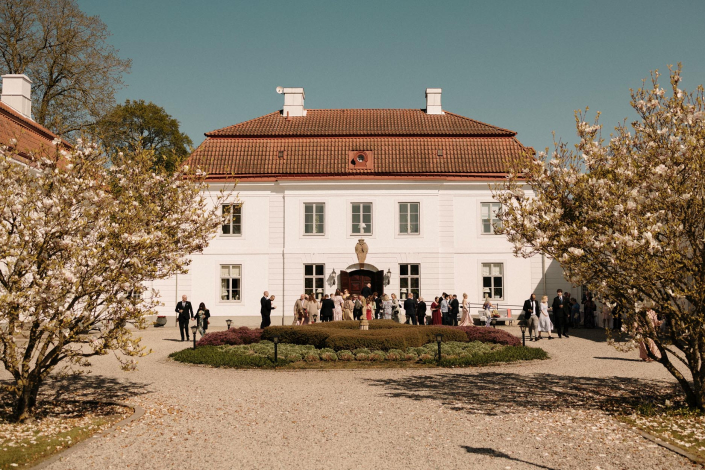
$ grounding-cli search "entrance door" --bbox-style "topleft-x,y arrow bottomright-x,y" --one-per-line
341,269 -> 384,296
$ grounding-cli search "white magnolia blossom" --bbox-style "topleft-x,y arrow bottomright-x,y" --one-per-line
0,142 -> 231,421
492,64 -> 705,411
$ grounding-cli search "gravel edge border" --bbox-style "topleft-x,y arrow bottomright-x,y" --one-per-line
29,400 -> 145,470
629,426 -> 704,467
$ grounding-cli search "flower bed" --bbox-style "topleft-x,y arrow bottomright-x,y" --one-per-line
261,324 -> 468,351
170,341 -> 548,369
196,326 -> 262,347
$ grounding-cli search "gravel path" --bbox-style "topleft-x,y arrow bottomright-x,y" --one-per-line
3,326 -> 699,470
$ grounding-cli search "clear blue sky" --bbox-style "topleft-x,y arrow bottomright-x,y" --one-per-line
79,0 -> 705,151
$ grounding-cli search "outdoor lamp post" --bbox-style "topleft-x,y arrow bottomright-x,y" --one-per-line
519,320 -> 527,346
190,325 -> 198,350
435,333 -> 443,364
226,319 -> 232,330
272,336 -> 280,365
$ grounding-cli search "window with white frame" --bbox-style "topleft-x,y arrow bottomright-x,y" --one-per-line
482,263 -> 503,300
304,264 -> 325,297
220,265 -> 242,301
304,203 -> 325,235
221,203 -> 242,235
399,202 -> 420,234
399,264 -> 420,299
481,202 -> 502,234
351,203 -> 372,235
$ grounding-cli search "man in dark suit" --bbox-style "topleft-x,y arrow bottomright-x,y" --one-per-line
450,295 -> 460,326
320,294 -> 335,322
523,293 -> 540,341
374,293 -> 382,320
551,289 -> 569,338
403,293 -> 417,325
361,282 -> 373,300
175,295 -> 194,341
260,291 -> 272,328
416,297 -> 427,326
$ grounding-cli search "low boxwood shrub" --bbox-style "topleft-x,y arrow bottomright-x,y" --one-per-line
337,350 -> 355,361
196,327 -> 262,347
369,350 -> 386,361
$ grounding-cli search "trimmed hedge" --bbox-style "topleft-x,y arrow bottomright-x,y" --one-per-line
169,346 -> 287,368
313,320 -> 412,330
196,326 -> 262,347
261,325 -> 468,351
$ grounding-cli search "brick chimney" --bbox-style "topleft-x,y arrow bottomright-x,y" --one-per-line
1,74 -> 32,120
425,88 -> 443,115
276,87 -> 306,117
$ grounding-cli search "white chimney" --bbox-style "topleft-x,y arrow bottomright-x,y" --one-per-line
276,86 -> 306,117
425,88 -> 443,115
1,74 -> 32,120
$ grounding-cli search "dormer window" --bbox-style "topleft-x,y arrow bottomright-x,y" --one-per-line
348,151 -> 374,170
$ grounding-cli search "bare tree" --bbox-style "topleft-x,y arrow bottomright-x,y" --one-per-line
0,0 -> 131,136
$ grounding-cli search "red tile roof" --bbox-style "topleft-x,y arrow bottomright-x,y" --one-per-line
189,108 -> 532,180
207,109 -> 516,137
0,101 -> 70,163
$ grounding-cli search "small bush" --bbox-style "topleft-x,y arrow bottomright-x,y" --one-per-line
319,348 -> 338,361
197,327 -> 262,347
353,348 -> 371,356
403,352 -> 418,361
303,353 -> 320,362
452,326 -> 521,346
337,350 -> 355,361
369,350 -> 386,361
386,349 -> 404,361
355,353 -> 370,361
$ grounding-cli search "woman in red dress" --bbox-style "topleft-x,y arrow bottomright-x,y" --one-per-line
431,296 -> 442,325
365,296 -> 373,321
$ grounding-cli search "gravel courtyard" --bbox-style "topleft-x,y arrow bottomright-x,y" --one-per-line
14,326 -> 699,470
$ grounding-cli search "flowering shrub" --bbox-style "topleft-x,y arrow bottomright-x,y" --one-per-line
452,326 -> 521,347
196,327 -> 262,347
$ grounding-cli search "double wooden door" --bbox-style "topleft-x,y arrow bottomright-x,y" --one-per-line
340,269 -> 384,296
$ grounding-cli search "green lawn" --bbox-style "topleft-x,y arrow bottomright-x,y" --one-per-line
170,341 -> 548,369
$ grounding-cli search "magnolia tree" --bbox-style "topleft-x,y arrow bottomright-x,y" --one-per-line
494,65 -> 705,410
0,142 -> 226,421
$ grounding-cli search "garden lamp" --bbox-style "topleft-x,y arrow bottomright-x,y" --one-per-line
272,336 -> 280,364
226,319 -> 232,330
435,333 -> 443,364
190,325 -> 198,350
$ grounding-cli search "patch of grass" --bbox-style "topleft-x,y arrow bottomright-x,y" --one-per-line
170,342 -> 548,370
0,414 -> 122,469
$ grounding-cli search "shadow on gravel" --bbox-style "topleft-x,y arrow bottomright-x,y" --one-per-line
365,372 -> 681,415
43,374 -> 152,403
461,446 -> 560,470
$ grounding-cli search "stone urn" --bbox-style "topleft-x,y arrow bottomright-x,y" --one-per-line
154,316 -> 167,327
359,319 -> 369,331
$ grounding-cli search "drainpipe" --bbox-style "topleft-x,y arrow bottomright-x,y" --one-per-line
175,273 -> 179,327
281,184 -> 286,325
541,254 -> 546,296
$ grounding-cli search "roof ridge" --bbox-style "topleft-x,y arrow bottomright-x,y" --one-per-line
441,110 -> 516,136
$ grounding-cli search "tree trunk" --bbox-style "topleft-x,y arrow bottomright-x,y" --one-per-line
12,378 -> 42,423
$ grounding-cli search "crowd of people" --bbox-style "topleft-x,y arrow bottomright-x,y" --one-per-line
285,283 -> 488,327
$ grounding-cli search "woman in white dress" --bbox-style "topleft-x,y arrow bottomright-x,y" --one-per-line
600,303 -> 612,329
382,294 -> 393,320
333,289 -> 344,321
538,295 -> 554,339
459,293 -> 473,326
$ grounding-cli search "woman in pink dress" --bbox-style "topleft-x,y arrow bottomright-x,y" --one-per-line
458,293 -> 473,326
333,289 -> 343,321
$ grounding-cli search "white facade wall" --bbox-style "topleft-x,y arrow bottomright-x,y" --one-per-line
152,179 -> 574,323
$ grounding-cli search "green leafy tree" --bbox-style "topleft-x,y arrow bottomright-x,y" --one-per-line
0,0 -> 131,136
494,65 -> 705,410
97,99 -> 193,174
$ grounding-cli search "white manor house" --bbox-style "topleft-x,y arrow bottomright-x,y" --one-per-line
153,87 -> 569,325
